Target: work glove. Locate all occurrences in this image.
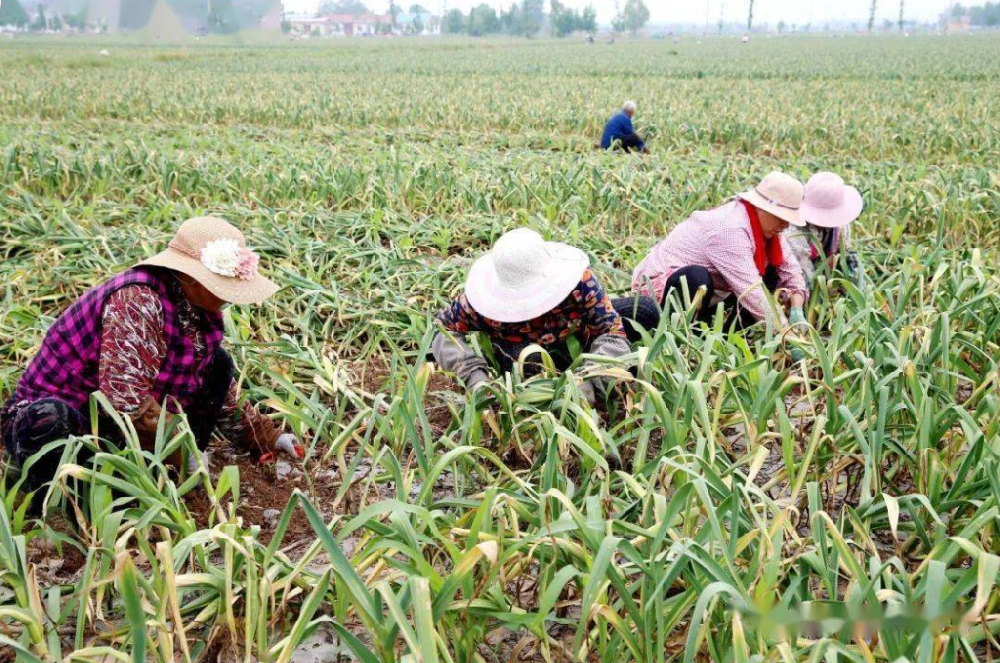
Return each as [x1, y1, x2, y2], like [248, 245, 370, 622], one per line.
[579, 379, 597, 407]
[466, 369, 490, 393]
[845, 254, 862, 287]
[788, 307, 808, 333]
[787, 307, 807, 364]
[260, 434, 305, 464]
[187, 450, 209, 475]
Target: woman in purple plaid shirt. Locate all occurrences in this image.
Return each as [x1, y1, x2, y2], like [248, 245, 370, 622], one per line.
[1, 217, 304, 503]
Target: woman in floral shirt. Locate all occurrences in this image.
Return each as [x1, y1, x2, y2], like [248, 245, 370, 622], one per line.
[1, 217, 303, 500]
[432, 228, 658, 404]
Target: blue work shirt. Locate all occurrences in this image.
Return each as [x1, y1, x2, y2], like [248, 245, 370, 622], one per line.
[600, 110, 644, 150]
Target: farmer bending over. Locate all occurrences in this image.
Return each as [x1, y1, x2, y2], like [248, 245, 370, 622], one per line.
[432, 228, 659, 405]
[600, 100, 648, 153]
[1, 217, 304, 495]
[787, 171, 864, 288]
[632, 171, 809, 343]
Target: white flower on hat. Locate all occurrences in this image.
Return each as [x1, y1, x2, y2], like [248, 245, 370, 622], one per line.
[200, 238, 242, 278]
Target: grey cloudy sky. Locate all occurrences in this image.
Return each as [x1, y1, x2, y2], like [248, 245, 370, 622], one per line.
[283, 0, 952, 25]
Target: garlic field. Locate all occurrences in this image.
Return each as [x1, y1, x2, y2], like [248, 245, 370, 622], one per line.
[1, 35, 1000, 662]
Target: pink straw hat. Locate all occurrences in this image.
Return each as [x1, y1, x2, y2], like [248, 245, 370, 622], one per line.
[464, 228, 589, 323]
[739, 171, 806, 227]
[800, 172, 864, 229]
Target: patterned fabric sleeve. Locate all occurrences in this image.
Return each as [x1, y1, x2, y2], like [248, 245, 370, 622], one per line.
[215, 382, 281, 455]
[436, 294, 490, 334]
[433, 294, 491, 387]
[579, 270, 627, 342]
[99, 287, 167, 415]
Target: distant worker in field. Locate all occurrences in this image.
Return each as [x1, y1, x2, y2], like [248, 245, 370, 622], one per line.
[600, 100, 648, 153]
[787, 171, 864, 287]
[432, 228, 658, 406]
[632, 171, 809, 343]
[1, 217, 304, 499]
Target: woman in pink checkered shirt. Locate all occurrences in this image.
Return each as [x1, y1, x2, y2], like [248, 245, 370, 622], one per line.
[632, 172, 810, 333]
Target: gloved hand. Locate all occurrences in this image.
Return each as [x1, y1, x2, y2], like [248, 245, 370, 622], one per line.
[845, 256, 862, 287]
[275, 433, 305, 459]
[466, 370, 490, 392]
[788, 307, 807, 332]
[789, 346, 805, 363]
[579, 380, 597, 407]
[186, 450, 209, 475]
[261, 434, 305, 464]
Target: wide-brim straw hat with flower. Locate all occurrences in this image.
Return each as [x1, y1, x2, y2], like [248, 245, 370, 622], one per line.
[739, 171, 807, 227]
[139, 216, 278, 305]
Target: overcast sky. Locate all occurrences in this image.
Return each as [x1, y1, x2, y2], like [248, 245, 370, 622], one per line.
[283, 0, 953, 25]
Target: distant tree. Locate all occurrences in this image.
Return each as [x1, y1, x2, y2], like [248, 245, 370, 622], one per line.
[388, 0, 400, 21]
[50, 13, 62, 30]
[617, 0, 650, 34]
[208, 0, 240, 33]
[319, 0, 370, 16]
[868, 0, 877, 31]
[777, 19, 786, 32]
[443, 7, 465, 33]
[499, 4, 520, 33]
[580, 4, 597, 33]
[746, 0, 754, 30]
[882, 17, 893, 30]
[0, 0, 29, 27]
[64, 9, 86, 29]
[468, 3, 499, 35]
[409, 4, 430, 12]
[519, 0, 544, 36]
[950, 3, 965, 19]
[31, 3, 47, 31]
[281, 18, 291, 32]
[550, 0, 581, 37]
[898, 0, 905, 30]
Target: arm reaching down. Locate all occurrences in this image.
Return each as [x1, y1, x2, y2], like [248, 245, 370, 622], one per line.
[432, 295, 491, 389]
[706, 226, 786, 328]
[579, 273, 630, 402]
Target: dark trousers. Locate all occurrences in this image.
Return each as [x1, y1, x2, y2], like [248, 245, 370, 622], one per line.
[611, 133, 644, 152]
[1, 347, 234, 495]
[662, 265, 779, 329]
[491, 296, 660, 377]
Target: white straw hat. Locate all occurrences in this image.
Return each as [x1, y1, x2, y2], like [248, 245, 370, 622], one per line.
[464, 228, 589, 323]
[139, 216, 278, 305]
[800, 171, 864, 229]
[739, 171, 806, 227]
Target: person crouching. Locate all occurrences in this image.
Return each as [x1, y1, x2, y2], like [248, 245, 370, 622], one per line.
[0, 217, 304, 499]
[432, 228, 657, 405]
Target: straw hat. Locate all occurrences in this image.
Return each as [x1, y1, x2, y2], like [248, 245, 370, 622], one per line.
[800, 171, 864, 229]
[140, 217, 278, 305]
[464, 228, 589, 323]
[739, 171, 806, 227]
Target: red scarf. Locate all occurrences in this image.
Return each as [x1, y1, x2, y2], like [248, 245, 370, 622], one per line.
[740, 199, 783, 276]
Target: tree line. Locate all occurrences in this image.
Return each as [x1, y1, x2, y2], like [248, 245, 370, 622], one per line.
[442, 0, 650, 37]
[950, 2, 1000, 25]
